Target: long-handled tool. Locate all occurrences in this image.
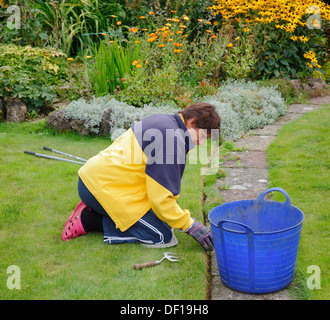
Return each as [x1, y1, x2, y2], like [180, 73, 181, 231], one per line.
[134, 252, 180, 270]
[43, 147, 87, 163]
[24, 147, 87, 165]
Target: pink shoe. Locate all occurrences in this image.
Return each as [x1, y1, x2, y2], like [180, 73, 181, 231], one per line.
[62, 201, 90, 241]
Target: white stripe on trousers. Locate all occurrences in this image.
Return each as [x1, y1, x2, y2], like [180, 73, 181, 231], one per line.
[103, 218, 165, 244]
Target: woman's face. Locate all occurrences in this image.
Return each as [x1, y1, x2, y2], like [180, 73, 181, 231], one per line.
[186, 118, 209, 146]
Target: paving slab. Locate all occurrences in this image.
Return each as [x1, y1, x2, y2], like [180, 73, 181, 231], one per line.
[308, 95, 330, 105]
[288, 104, 321, 114]
[218, 188, 268, 202]
[211, 270, 291, 300]
[233, 135, 276, 151]
[249, 124, 282, 136]
[216, 167, 268, 193]
[222, 151, 267, 169]
[275, 112, 304, 125]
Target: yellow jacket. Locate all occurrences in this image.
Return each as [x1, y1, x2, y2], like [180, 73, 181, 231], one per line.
[78, 113, 195, 232]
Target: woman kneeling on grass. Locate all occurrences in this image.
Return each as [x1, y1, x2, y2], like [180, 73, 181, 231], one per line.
[61, 103, 221, 251]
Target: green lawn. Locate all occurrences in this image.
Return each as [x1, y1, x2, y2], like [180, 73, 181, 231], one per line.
[0, 120, 208, 299]
[267, 105, 330, 300]
[3, 104, 328, 300]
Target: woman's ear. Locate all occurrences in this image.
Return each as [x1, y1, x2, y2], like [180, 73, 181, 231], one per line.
[186, 118, 197, 129]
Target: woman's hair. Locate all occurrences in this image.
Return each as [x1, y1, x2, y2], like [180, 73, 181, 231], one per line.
[178, 102, 221, 135]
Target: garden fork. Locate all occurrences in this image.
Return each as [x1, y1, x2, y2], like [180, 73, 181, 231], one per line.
[134, 252, 180, 269]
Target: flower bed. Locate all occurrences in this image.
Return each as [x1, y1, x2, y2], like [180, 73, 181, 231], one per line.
[1, 1, 329, 119]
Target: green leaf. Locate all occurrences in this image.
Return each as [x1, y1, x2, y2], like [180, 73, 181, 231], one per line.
[39, 33, 48, 40]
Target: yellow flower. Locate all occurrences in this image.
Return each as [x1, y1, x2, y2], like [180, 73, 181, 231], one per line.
[211, 35, 217, 39]
[148, 37, 157, 42]
[199, 61, 203, 67]
[136, 64, 142, 68]
[139, 16, 146, 19]
[182, 35, 188, 38]
[101, 33, 106, 36]
[67, 58, 73, 61]
[290, 35, 298, 41]
[173, 49, 183, 53]
[183, 15, 190, 21]
[275, 24, 285, 30]
[206, 30, 212, 34]
[149, 12, 154, 15]
[135, 41, 141, 44]
[174, 43, 183, 47]
[299, 36, 309, 43]
[117, 21, 122, 25]
[165, 74, 169, 77]
[177, 31, 183, 34]
[235, 36, 240, 40]
[158, 44, 165, 48]
[86, 56, 92, 59]
[165, 23, 171, 27]
[168, 38, 174, 42]
[130, 27, 138, 33]
[110, 41, 114, 44]
[227, 43, 233, 47]
[210, 0, 330, 38]
[111, 15, 116, 18]
[206, 21, 212, 25]
[197, 19, 203, 22]
[171, 10, 177, 13]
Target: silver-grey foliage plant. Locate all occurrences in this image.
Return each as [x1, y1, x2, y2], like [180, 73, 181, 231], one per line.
[64, 80, 287, 141]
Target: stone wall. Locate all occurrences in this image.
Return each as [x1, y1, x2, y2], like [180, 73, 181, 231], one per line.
[0, 97, 27, 122]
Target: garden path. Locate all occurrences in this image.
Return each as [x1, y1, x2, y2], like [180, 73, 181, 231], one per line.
[210, 95, 330, 300]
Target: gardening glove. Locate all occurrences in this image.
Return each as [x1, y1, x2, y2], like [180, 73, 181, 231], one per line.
[186, 218, 214, 251]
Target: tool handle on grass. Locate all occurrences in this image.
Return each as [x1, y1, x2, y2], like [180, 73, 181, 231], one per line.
[134, 261, 157, 270]
[24, 151, 36, 155]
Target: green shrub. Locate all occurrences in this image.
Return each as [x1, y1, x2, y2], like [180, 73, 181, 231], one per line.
[115, 65, 180, 108]
[222, 33, 257, 80]
[323, 61, 330, 83]
[258, 78, 299, 102]
[0, 44, 68, 112]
